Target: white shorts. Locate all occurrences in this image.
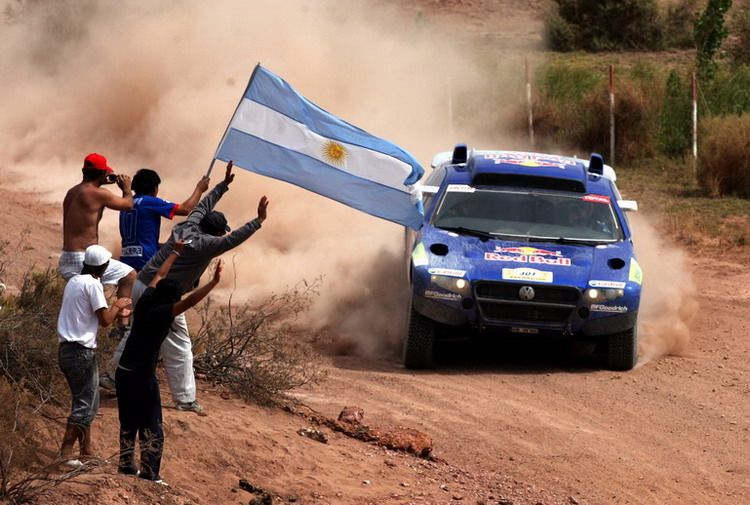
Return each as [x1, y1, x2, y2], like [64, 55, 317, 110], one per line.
[58, 251, 134, 285]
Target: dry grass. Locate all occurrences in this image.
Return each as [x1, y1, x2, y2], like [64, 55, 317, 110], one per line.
[193, 277, 327, 406]
[0, 268, 68, 408]
[697, 114, 750, 197]
[619, 156, 750, 257]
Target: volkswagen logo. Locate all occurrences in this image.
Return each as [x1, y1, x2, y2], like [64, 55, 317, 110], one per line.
[518, 286, 535, 301]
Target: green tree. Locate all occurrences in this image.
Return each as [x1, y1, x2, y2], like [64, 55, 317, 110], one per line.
[694, 0, 733, 80]
[659, 71, 691, 157]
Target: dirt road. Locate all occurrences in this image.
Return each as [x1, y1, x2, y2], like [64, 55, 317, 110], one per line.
[288, 254, 750, 505]
[10, 176, 747, 504]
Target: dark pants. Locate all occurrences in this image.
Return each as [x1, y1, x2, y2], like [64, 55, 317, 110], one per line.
[58, 342, 99, 427]
[115, 368, 164, 480]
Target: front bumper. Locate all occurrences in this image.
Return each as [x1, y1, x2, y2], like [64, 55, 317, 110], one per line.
[412, 280, 638, 336]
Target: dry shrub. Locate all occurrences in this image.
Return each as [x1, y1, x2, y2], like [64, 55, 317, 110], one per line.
[0, 381, 41, 501]
[664, 0, 701, 49]
[545, 0, 664, 52]
[193, 278, 327, 406]
[575, 79, 657, 163]
[697, 114, 750, 196]
[525, 63, 661, 162]
[0, 380, 106, 505]
[730, 0, 750, 65]
[0, 269, 67, 406]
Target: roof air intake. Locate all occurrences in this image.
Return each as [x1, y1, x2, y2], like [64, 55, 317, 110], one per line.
[588, 153, 604, 175]
[452, 143, 468, 164]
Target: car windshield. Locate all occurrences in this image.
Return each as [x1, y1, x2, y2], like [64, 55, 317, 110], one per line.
[433, 187, 622, 242]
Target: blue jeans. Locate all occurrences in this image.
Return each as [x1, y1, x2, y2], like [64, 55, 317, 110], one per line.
[58, 342, 100, 427]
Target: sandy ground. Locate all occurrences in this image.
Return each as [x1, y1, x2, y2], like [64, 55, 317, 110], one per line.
[3, 185, 750, 505]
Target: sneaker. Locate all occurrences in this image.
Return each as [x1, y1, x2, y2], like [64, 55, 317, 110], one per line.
[139, 473, 169, 486]
[174, 400, 204, 414]
[63, 459, 83, 469]
[99, 373, 116, 393]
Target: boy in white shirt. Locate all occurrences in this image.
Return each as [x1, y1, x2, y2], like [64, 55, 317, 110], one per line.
[57, 245, 131, 466]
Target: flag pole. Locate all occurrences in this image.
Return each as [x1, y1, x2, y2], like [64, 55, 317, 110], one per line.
[206, 159, 217, 177]
[207, 62, 262, 177]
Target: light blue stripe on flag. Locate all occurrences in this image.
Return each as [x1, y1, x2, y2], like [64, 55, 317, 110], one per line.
[215, 65, 425, 229]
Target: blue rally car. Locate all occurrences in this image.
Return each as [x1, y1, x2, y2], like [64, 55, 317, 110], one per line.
[404, 145, 643, 370]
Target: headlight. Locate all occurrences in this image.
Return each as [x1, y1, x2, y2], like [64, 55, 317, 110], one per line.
[431, 275, 470, 294]
[584, 288, 624, 303]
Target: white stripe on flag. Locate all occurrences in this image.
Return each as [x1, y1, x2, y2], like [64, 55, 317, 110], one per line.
[229, 99, 413, 193]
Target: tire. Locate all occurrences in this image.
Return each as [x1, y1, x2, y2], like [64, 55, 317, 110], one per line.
[606, 326, 637, 371]
[403, 306, 435, 369]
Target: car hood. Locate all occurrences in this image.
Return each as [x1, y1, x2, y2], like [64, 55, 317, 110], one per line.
[421, 227, 632, 288]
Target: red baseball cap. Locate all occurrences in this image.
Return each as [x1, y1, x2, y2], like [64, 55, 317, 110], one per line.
[83, 153, 114, 173]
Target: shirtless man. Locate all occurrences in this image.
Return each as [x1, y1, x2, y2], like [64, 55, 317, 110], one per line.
[59, 153, 137, 311]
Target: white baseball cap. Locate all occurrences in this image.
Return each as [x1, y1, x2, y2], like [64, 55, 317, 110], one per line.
[84, 245, 112, 267]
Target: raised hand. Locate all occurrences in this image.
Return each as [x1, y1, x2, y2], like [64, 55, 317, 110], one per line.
[212, 259, 223, 284]
[224, 161, 235, 185]
[116, 174, 132, 191]
[196, 176, 210, 193]
[257, 195, 269, 223]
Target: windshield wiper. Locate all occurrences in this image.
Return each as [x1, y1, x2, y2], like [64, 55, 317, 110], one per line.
[438, 226, 496, 241]
[527, 236, 603, 246]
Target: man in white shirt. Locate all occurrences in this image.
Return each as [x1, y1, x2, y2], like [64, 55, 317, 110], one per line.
[57, 245, 131, 466]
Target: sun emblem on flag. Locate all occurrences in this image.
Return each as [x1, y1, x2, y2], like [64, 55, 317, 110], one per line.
[322, 140, 348, 166]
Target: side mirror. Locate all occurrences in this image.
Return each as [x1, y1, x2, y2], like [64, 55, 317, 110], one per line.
[618, 200, 638, 212]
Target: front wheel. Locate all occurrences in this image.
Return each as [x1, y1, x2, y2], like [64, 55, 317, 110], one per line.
[606, 326, 638, 371]
[403, 306, 435, 369]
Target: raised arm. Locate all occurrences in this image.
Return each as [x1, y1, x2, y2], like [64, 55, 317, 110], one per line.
[174, 176, 210, 216]
[172, 260, 223, 316]
[99, 174, 133, 211]
[204, 195, 269, 256]
[149, 241, 185, 287]
[186, 161, 234, 225]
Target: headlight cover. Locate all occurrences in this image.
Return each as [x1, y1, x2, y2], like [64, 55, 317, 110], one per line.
[430, 275, 470, 295]
[584, 287, 624, 303]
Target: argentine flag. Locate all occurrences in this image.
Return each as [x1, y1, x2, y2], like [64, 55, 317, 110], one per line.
[214, 65, 425, 229]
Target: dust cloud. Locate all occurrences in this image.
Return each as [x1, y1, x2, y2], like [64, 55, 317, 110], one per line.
[0, 0, 534, 357]
[630, 214, 697, 365]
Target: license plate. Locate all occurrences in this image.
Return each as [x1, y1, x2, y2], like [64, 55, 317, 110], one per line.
[510, 327, 539, 334]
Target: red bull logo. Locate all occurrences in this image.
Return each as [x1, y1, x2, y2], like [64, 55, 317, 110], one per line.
[485, 251, 571, 267]
[495, 246, 562, 257]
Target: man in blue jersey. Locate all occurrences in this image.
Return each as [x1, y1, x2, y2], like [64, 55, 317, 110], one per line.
[101, 170, 209, 392]
[119, 169, 210, 272]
